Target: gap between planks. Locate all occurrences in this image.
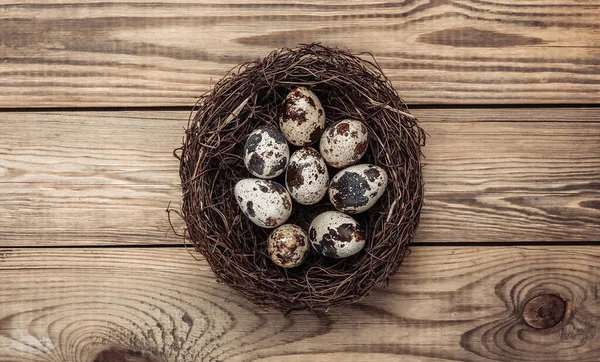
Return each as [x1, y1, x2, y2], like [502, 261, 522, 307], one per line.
[3, 241, 600, 249]
[0, 103, 599, 114]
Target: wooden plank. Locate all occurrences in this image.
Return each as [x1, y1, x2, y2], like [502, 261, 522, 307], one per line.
[0, 1, 598, 107]
[1, 109, 598, 188]
[2, 184, 597, 246]
[0, 109, 598, 246]
[0, 246, 598, 361]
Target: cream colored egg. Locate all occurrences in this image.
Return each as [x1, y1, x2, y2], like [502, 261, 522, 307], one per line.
[244, 126, 289, 179]
[285, 147, 329, 205]
[308, 211, 365, 258]
[234, 179, 292, 228]
[279, 87, 325, 146]
[319, 119, 369, 168]
[329, 164, 388, 214]
[267, 224, 310, 268]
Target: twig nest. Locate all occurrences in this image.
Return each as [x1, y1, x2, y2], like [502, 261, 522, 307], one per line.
[175, 43, 426, 312]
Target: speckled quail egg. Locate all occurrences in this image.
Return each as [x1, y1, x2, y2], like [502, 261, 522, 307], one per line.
[244, 126, 289, 179]
[319, 119, 369, 168]
[329, 164, 388, 214]
[279, 87, 325, 146]
[267, 224, 310, 268]
[286, 147, 329, 205]
[309, 211, 366, 258]
[234, 179, 292, 228]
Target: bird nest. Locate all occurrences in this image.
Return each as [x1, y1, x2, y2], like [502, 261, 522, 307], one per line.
[172, 43, 426, 312]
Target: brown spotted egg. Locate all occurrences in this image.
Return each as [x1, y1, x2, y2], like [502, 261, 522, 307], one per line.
[285, 147, 329, 205]
[279, 87, 325, 146]
[329, 164, 388, 214]
[243, 126, 289, 179]
[309, 211, 366, 258]
[319, 119, 369, 168]
[267, 224, 310, 268]
[234, 179, 292, 228]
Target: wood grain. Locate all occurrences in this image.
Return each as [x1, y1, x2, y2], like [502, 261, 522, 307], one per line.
[2, 108, 599, 189]
[0, 1, 598, 107]
[0, 109, 598, 246]
[0, 246, 598, 361]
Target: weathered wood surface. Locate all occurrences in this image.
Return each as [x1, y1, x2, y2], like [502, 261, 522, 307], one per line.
[1, 2, 599, 359]
[1, 1, 599, 107]
[0, 246, 598, 362]
[1, 109, 598, 246]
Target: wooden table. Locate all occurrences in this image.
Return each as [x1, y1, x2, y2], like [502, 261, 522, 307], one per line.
[1, 2, 599, 361]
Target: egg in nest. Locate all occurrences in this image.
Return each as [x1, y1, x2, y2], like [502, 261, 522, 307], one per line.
[279, 87, 325, 146]
[244, 126, 289, 179]
[320, 119, 369, 168]
[309, 211, 366, 258]
[234, 179, 292, 228]
[329, 164, 388, 214]
[285, 147, 329, 205]
[267, 224, 310, 268]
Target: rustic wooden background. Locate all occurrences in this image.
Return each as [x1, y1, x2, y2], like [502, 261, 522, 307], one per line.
[1, 1, 599, 361]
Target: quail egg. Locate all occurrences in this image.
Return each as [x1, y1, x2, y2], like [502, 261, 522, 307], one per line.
[267, 224, 310, 268]
[319, 119, 369, 168]
[244, 126, 289, 179]
[309, 211, 366, 258]
[329, 164, 388, 214]
[285, 147, 329, 205]
[279, 87, 325, 146]
[234, 178, 292, 228]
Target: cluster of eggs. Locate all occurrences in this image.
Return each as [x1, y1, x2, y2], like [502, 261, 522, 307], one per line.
[234, 87, 388, 269]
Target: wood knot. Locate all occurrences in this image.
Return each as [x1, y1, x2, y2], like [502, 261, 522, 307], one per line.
[93, 346, 162, 362]
[522, 294, 567, 329]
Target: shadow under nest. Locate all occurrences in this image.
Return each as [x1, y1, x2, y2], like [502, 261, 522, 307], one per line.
[172, 43, 426, 313]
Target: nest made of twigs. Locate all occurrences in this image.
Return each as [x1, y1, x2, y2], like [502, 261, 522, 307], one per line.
[173, 43, 425, 312]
